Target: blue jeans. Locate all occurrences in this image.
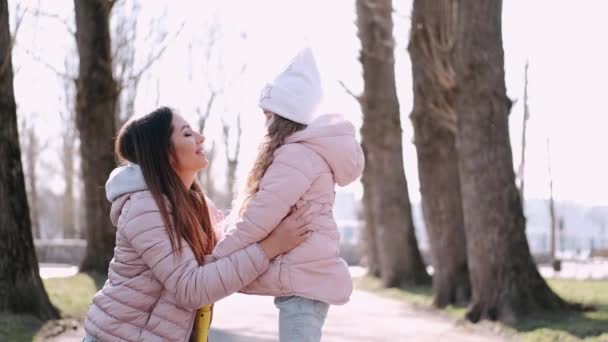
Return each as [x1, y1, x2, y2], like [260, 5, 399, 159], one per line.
[274, 296, 330, 342]
[82, 334, 96, 342]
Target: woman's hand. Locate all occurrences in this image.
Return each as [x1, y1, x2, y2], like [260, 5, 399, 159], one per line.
[259, 204, 313, 259]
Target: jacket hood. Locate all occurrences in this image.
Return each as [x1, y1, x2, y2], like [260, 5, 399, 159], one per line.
[285, 114, 364, 186]
[105, 164, 148, 226]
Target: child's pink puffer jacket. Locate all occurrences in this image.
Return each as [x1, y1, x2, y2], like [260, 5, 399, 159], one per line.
[213, 114, 365, 305]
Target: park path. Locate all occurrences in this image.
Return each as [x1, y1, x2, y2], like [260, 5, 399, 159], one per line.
[41, 265, 508, 341]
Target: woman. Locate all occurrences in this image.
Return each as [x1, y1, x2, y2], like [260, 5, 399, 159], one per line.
[83, 107, 311, 342]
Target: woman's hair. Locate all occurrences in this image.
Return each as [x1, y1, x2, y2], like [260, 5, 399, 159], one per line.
[238, 114, 306, 214]
[115, 107, 216, 264]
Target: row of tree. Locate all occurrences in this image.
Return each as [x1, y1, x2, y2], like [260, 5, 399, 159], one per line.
[0, 0, 243, 319]
[14, 0, 243, 242]
[0, 0, 580, 325]
[355, 0, 575, 322]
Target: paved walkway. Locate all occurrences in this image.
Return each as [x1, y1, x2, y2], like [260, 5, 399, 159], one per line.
[41, 265, 507, 341]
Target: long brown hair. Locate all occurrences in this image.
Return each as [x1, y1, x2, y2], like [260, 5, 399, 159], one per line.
[115, 107, 216, 264]
[238, 114, 306, 214]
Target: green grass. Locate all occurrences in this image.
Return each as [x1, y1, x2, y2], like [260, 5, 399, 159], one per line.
[354, 276, 608, 341]
[517, 279, 608, 341]
[0, 314, 42, 342]
[0, 273, 104, 342]
[43, 273, 104, 318]
[353, 276, 467, 318]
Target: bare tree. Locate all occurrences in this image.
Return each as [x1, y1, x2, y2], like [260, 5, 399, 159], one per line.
[111, 1, 173, 128]
[518, 61, 530, 204]
[452, 0, 572, 322]
[408, 0, 470, 307]
[339, 81, 380, 277]
[0, 0, 59, 319]
[196, 101, 218, 201]
[59, 55, 78, 239]
[19, 118, 41, 238]
[355, 0, 430, 287]
[189, 19, 247, 208]
[222, 114, 242, 207]
[360, 168, 381, 277]
[74, 0, 118, 274]
[547, 138, 559, 269]
[112, 0, 140, 128]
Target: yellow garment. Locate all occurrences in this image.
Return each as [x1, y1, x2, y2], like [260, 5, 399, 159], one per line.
[193, 305, 212, 342]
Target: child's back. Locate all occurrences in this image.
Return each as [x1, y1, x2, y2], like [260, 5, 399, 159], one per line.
[212, 47, 364, 341]
[232, 113, 364, 304]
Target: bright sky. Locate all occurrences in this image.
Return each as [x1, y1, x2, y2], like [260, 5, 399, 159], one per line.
[9, 0, 608, 206]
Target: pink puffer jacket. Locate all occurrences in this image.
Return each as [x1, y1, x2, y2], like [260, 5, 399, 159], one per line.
[213, 114, 365, 305]
[83, 190, 270, 342]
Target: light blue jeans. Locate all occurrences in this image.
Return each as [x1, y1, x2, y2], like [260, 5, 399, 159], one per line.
[82, 334, 96, 342]
[274, 296, 330, 342]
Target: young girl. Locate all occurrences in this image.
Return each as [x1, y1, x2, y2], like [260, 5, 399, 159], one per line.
[212, 48, 365, 341]
[83, 108, 311, 342]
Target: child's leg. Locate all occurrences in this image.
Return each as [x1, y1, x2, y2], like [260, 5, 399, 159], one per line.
[274, 296, 329, 342]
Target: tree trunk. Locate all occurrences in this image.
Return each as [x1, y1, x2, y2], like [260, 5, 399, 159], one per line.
[453, 0, 570, 322]
[74, 0, 118, 273]
[408, 0, 471, 307]
[25, 125, 40, 238]
[360, 166, 380, 277]
[62, 128, 76, 238]
[0, 0, 59, 319]
[518, 62, 530, 204]
[356, 0, 430, 287]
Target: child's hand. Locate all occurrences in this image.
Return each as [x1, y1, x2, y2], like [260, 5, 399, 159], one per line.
[259, 204, 313, 259]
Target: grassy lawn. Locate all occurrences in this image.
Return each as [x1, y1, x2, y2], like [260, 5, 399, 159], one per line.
[354, 276, 608, 341]
[43, 273, 104, 318]
[0, 273, 103, 342]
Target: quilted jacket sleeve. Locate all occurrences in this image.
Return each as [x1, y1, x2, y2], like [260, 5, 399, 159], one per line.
[212, 144, 316, 259]
[121, 195, 270, 310]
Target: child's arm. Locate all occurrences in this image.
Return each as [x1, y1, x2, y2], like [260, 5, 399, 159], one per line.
[212, 144, 315, 259]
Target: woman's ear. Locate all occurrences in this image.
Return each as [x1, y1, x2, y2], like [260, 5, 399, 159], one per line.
[168, 150, 177, 169]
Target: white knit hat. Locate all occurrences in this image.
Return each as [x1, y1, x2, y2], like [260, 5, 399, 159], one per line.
[258, 48, 323, 125]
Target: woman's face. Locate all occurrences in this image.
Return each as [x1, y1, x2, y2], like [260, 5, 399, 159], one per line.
[170, 113, 208, 174]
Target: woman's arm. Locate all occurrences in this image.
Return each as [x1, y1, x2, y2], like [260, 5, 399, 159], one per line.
[122, 197, 309, 310]
[212, 144, 316, 259]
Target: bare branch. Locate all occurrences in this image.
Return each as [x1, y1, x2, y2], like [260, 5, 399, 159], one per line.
[117, 21, 185, 94]
[339, 80, 362, 103]
[1, 3, 27, 75]
[16, 43, 76, 81]
[234, 114, 242, 162]
[221, 114, 242, 163]
[26, 8, 76, 38]
[11, 3, 28, 47]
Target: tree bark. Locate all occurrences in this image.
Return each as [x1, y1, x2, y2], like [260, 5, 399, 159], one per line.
[360, 166, 380, 277]
[408, 0, 471, 307]
[74, 0, 118, 273]
[453, 0, 570, 322]
[62, 123, 76, 238]
[518, 62, 530, 204]
[0, 0, 59, 319]
[356, 0, 430, 287]
[24, 124, 40, 238]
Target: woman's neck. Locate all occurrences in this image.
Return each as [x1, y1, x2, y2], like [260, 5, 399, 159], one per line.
[177, 171, 196, 189]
